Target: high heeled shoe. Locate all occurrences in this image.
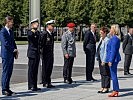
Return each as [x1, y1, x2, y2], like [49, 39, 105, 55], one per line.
[108, 91, 119, 97]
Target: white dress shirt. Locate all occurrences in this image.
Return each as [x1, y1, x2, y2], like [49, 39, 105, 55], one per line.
[46, 29, 52, 35]
[5, 26, 10, 35]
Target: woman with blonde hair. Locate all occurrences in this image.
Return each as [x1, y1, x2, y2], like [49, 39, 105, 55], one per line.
[106, 24, 121, 97]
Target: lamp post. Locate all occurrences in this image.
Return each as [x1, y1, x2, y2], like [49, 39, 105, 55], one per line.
[29, 0, 41, 83]
[29, 0, 40, 29]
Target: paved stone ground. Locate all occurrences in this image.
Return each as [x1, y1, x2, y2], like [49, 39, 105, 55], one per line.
[0, 42, 132, 68]
[0, 42, 133, 100]
[0, 70, 133, 100]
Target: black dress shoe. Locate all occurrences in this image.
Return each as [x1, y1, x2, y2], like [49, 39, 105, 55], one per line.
[91, 78, 97, 81]
[124, 72, 133, 75]
[64, 79, 67, 83]
[47, 84, 55, 88]
[2, 90, 12, 96]
[124, 72, 129, 75]
[43, 84, 46, 87]
[8, 90, 16, 95]
[67, 80, 73, 84]
[29, 88, 41, 91]
[87, 78, 97, 82]
[97, 90, 103, 93]
[32, 88, 41, 91]
[128, 72, 133, 75]
[67, 78, 73, 84]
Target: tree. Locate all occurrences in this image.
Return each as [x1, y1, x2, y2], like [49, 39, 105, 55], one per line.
[67, 0, 90, 25]
[116, 0, 133, 27]
[0, 0, 132, 28]
[0, 0, 22, 27]
[90, 0, 117, 27]
[21, 0, 29, 26]
[41, 0, 68, 26]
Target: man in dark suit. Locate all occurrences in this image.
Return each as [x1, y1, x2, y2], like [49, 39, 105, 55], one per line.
[83, 23, 97, 81]
[27, 18, 41, 91]
[41, 20, 55, 88]
[122, 28, 133, 75]
[0, 16, 18, 96]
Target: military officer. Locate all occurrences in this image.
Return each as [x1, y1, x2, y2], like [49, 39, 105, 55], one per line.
[61, 22, 76, 84]
[27, 18, 41, 91]
[41, 20, 55, 88]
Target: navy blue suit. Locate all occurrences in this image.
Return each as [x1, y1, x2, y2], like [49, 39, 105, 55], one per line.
[106, 35, 121, 91]
[0, 27, 17, 91]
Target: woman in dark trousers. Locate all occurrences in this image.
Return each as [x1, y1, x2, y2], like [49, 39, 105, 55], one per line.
[96, 27, 110, 93]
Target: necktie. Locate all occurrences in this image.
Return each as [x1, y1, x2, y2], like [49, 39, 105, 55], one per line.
[9, 29, 12, 35]
[93, 34, 96, 41]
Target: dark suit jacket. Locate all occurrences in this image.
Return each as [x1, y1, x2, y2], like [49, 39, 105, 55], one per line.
[122, 34, 133, 55]
[0, 27, 17, 58]
[106, 35, 121, 63]
[83, 30, 96, 54]
[27, 29, 41, 58]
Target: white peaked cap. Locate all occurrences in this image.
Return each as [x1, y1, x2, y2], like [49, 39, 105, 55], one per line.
[46, 20, 55, 25]
[30, 18, 39, 24]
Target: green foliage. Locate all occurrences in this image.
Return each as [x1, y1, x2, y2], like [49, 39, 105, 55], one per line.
[90, 0, 117, 26]
[21, 0, 29, 26]
[0, 0, 132, 27]
[0, 0, 22, 27]
[116, 0, 133, 26]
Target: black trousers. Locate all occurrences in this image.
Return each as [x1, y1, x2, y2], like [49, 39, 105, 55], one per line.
[63, 57, 74, 81]
[28, 56, 40, 89]
[86, 51, 95, 80]
[98, 60, 110, 88]
[124, 54, 132, 73]
[42, 53, 54, 84]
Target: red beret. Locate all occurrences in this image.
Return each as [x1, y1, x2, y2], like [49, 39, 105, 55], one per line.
[67, 23, 75, 28]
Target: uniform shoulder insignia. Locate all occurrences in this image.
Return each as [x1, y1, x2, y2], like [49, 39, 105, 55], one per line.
[31, 29, 35, 33]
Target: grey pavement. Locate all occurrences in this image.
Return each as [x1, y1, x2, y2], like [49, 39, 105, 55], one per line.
[0, 42, 133, 99]
[0, 70, 133, 100]
[0, 42, 132, 68]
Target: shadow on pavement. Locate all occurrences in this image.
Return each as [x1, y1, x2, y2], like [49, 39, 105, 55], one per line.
[119, 88, 133, 97]
[0, 83, 82, 99]
[75, 79, 101, 84]
[0, 91, 37, 100]
[118, 75, 133, 79]
[54, 83, 82, 89]
[120, 88, 133, 92]
[119, 92, 133, 97]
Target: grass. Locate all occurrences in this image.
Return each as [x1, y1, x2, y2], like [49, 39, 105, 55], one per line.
[16, 41, 28, 45]
[15, 40, 84, 45]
